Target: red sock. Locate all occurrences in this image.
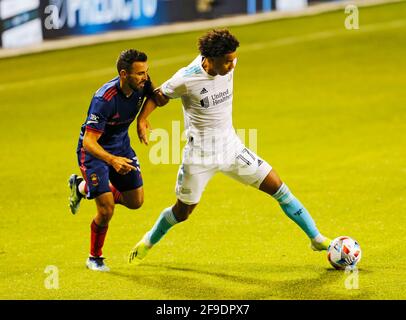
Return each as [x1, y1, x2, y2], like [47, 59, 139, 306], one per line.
[109, 183, 122, 204]
[90, 220, 108, 257]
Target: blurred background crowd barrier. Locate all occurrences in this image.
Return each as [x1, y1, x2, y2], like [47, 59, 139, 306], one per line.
[0, 0, 331, 49]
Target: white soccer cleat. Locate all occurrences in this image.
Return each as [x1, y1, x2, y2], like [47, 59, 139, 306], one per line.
[86, 257, 110, 272]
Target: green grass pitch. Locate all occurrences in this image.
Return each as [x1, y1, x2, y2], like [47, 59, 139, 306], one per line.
[0, 2, 405, 300]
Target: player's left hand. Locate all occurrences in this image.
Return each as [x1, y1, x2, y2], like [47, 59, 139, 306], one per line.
[137, 118, 152, 145]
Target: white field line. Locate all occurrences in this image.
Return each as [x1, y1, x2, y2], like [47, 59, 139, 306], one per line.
[0, 18, 405, 92]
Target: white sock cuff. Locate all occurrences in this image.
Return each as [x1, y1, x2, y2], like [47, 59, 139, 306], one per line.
[272, 183, 295, 205]
[144, 232, 153, 248]
[163, 207, 178, 226]
[78, 180, 87, 195]
[312, 234, 325, 243]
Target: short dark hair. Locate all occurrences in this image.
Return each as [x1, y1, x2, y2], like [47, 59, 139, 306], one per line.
[116, 49, 147, 74]
[198, 29, 240, 58]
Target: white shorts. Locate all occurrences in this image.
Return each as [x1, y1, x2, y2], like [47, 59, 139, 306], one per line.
[175, 138, 272, 205]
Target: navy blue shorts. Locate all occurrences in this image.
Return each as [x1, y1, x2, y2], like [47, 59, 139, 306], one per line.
[77, 147, 143, 199]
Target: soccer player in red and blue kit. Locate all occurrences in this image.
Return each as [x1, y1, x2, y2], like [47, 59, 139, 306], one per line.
[68, 49, 167, 272]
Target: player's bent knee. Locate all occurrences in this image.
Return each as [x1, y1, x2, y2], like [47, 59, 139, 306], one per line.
[97, 202, 115, 218]
[98, 208, 114, 219]
[122, 188, 144, 210]
[174, 212, 189, 222]
[172, 201, 197, 222]
[126, 198, 144, 210]
[172, 207, 188, 222]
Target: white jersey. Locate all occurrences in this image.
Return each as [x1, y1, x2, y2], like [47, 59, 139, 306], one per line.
[160, 56, 272, 204]
[161, 55, 238, 151]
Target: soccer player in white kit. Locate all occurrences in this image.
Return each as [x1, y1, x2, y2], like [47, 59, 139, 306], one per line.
[129, 29, 332, 264]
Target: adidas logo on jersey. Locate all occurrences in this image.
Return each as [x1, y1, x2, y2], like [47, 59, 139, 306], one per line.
[200, 88, 208, 95]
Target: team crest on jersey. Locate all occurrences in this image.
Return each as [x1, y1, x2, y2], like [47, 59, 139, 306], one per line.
[90, 173, 99, 186]
[200, 97, 210, 108]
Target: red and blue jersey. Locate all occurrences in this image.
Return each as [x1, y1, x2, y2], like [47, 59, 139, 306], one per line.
[77, 76, 153, 154]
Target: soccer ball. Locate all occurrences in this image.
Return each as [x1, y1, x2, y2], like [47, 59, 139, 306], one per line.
[327, 236, 362, 270]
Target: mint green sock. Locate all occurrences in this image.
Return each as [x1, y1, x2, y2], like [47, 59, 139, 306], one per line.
[272, 183, 320, 239]
[148, 207, 179, 245]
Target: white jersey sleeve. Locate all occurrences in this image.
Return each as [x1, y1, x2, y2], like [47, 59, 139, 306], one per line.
[160, 69, 187, 99]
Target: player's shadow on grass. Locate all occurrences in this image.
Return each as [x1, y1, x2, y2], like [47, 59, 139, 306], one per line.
[109, 263, 371, 299]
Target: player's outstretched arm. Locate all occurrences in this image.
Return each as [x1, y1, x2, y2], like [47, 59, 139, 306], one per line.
[137, 88, 169, 145]
[137, 98, 155, 145]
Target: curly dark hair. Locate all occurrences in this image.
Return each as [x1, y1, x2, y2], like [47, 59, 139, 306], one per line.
[198, 29, 240, 58]
[116, 49, 147, 74]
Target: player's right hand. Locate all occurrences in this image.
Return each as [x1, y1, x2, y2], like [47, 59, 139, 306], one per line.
[137, 118, 152, 145]
[111, 157, 137, 175]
